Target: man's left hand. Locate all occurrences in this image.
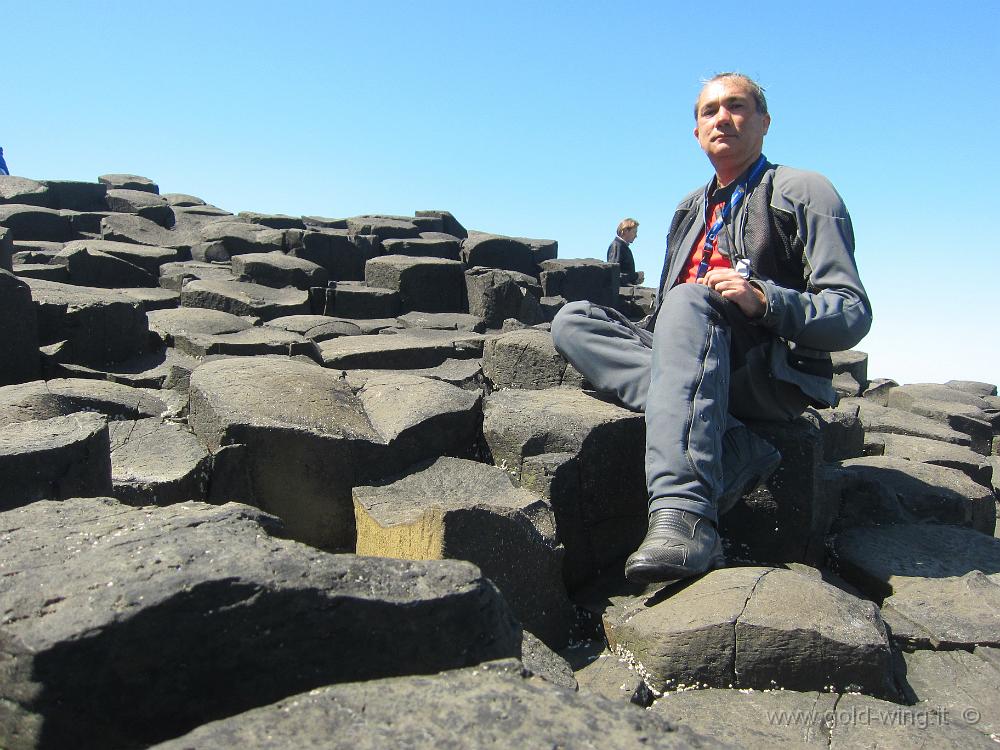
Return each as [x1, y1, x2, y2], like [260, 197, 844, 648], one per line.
[698, 268, 766, 318]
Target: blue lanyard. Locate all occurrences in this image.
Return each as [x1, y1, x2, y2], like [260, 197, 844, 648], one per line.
[696, 154, 767, 280]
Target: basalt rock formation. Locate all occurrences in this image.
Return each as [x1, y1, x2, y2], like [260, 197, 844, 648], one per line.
[1, 173, 998, 748]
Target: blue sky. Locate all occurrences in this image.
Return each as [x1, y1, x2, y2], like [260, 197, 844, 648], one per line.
[5, 1, 998, 387]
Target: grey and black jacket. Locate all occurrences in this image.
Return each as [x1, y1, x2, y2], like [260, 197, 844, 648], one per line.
[651, 159, 872, 407]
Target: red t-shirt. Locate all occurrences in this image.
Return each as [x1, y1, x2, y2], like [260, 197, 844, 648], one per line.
[678, 198, 730, 284]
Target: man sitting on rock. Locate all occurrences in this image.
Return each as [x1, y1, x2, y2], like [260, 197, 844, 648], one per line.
[553, 73, 872, 584]
[607, 218, 641, 286]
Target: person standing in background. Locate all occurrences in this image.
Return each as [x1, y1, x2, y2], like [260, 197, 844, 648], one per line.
[0, 147, 9, 176]
[607, 218, 640, 285]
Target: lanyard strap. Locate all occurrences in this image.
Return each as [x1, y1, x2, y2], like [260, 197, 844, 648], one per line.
[695, 154, 768, 280]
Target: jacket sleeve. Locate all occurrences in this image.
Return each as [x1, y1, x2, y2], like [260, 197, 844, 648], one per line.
[607, 240, 621, 265]
[751, 169, 872, 351]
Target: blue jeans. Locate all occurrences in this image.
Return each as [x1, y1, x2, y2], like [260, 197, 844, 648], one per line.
[551, 283, 808, 524]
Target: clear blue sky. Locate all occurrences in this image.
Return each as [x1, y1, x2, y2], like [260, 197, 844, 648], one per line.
[5, 1, 998, 387]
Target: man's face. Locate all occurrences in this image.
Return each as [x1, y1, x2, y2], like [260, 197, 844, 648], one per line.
[622, 226, 638, 243]
[693, 79, 771, 168]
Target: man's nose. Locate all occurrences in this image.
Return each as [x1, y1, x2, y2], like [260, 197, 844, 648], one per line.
[715, 106, 733, 124]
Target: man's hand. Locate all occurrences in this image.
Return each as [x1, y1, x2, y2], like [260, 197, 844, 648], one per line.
[698, 268, 766, 318]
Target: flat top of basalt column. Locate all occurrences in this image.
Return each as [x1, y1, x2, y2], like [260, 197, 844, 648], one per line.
[147, 307, 252, 340]
[0, 378, 167, 426]
[0, 497, 506, 649]
[189, 357, 378, 440]
[23, 277, 144, 305]
[318, 329, 486, 362]
[345, 370, 480, 443]
[183, 278, 309, 305]
[355, 456, 542, 525]
[61, 238, 178, 260]
[151, 659, 717, 750]
[109, 418, 209, 483]
[0, 411, 107, 455]
[833, 523, 1000, 584]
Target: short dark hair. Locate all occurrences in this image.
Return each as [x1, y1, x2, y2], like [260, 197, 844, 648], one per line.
[694, 73, 768, 118]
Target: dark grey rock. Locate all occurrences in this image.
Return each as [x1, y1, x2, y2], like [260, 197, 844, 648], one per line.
[0, 498, 521, 750]
[161, 192, 206, 207]
[901, 646, 1000, 739]
[0, 269, 40, 386]
[231, 251, 329, 290]
[832, 349, 869, 392]
[832, 523, 1000, 648]
[0, 203, 74, 242]
[346, 215, 421, 240]
[465, 266, 545, 328]
[105, 188, 173, 227]
[484, 389, 647, 589]
[0, 412, 111, 510]
[538, 258, 619, 307]
[814, 402, 865, 461]
[415, 209, 467, 238]
[109, 418, 210, 505]
[237, 211, 306, 230]
[151, 659, 718, 750]
[189, 359, 481, 549]
[287, 229, 375, 280]
[41, 179, 108, 211]
[319, 329, 485, 370]
[834, 456, 995, 533]
[870, 383, 998, 455]
[830, 693, 994, 748]
[302, 215, 348, 229]
[100, 213, 196, 251]
[0, 377, 168, 427]
[946, 380, 998, 397]
[173, 327, 320, 359]
[25, 278, 150, 366]
[573, 642, 653, 706]
[846, 397, 973, 447]
[53, 348, 199, 391]
[198, 220, 287, 258]
[11, 261, 69, 282]
[147, 307, 252, 346]
[365, 254, 465, 313]
[652, 688, 836, 748]
[354, 358, 485, 391]
[483, 328, 584, 389]
[0, 226, 13, 270]
[603, 566, 895, 698]
[119, 287, 179, 312]
[158, 260, 234, 291]
[521, 631, 577, 690]
[327, 282, 401, 318]
[865, 431, 993, 487]
[354, 456, 575, 648]
[181, 278, 310, 321]
[265, 314, 362, 341]
[99, 174, 159, 193]
[396, 311, 485, 332]
[53, 242, 157, 288]
[461, 231, 537, 276]
[0, 175, 53, 207]
[65, 238, 179, 276]
[381, 236, 461, 260]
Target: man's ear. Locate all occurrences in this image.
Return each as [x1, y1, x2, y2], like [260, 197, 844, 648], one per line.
[762, 114, 771, 135]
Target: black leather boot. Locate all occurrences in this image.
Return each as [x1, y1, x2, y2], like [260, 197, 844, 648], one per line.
[624, 509, 725, 584]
